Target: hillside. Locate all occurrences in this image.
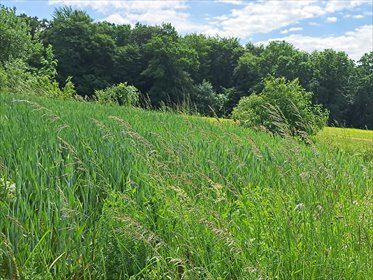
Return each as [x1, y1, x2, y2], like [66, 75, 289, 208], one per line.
[0, 94, 372, 279]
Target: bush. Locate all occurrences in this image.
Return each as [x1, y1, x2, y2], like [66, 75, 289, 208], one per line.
[191, 80, 228, 116]
[232, 76, 328, 137]
[1, 59, 75, 100]
[0, 67, 7, 92]
[95, 82, 140, 106]
[61, 76, 76, 100]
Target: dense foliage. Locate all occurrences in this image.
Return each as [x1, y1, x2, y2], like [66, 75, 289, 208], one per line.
[232, 77, 329, 137]
[0, 94, 371, 279]
[0, 7, 32, 64]
[0, 4, 372, 128]
[95, 82, 140, 106]
[0, 6, 76, 99]
[1, 4, 372, 279]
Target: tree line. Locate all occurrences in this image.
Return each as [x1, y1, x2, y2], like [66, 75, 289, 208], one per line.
[1, 6, 372, 129]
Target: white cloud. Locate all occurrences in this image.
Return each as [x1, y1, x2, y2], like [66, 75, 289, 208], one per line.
[344, 13, 367, 19]
[49, 1, 187, 13]
[48, 0, 372, 39]
[104, 14, 131, 25]
[206, 0, 366, 38]
[49, 0, 203, 33]
[281, 27, 303, 34]
[309, 22, 321, 26]
[324, 0, 362, 13]
[256, 25, 373, 61]
[103, 12, 204, 33]
[352, 14, 364, 19]
[327, 16, 338, 23]
[215, 0, 244, 5]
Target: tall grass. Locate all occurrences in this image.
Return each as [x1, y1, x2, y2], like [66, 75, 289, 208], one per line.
[0, 94, 372, 279]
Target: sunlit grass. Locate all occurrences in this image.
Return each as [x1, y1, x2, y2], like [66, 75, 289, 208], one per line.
[0, 94, 372, 279]
[315, 127, 373, 157]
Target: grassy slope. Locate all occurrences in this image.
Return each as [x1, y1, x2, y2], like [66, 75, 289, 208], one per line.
[0, 94, 372, 279]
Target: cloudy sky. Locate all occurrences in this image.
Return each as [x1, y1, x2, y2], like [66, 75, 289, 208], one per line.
[2, 0, 372, 60]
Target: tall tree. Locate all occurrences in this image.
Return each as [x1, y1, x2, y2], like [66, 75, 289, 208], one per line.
[207, 37, 244, 90]
[141, 24, 198, 106]
[182, 34, 210, 85]
[233, 52, 261, 94]
[309, 49, 355, 125]
[42, 7, 115, 95]
[18, 13, 49, 40]
[113, 23, 166, 95]
[0, 6, 32, 65]
[349, 52, 373, 129]
[259, 41, 312, 90]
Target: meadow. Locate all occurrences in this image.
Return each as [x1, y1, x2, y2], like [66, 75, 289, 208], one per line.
[315, 127, 373, 159]
[0, 94, 372, 279]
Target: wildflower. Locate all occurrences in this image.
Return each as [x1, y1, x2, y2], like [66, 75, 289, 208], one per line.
[294, 203, 305, 211]
[0, 177, 16, 202]
[314, 204, 324, 220]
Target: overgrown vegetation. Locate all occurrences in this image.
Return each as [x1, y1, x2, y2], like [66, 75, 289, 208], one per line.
[232, 77, 329, 138]
[0, 59, 76, 100]
[0, 94, 372, 279]
[1, 5, 372, 128]
[0, 7, 76, 100]
[0, 4, 372, 279]
[95, 82, 140, 106]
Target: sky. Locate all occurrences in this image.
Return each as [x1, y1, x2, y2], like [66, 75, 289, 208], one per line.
[1, 0, 372, 60]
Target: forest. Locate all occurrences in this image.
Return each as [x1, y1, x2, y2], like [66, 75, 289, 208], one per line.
[1, 5, 372, 128]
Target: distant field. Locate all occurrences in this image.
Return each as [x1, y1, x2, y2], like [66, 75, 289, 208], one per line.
[0, 94, 372, 279]
[201, 117, 373, 157]
[315, 127, 373, 157]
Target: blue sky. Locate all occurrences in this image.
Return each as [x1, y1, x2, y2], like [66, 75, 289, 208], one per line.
[1, 0, 372, 60]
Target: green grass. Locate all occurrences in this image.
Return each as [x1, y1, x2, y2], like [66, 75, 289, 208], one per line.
[0, 94, 372, 279]
[315, 127, 373, 158]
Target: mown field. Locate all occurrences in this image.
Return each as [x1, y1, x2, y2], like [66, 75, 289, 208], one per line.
[315, 127, 373, 159]
[0, 94, 372, 279]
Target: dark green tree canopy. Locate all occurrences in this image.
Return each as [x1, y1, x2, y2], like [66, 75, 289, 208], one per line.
[309, 49, 356, 125]
[349, 52, 373, 128]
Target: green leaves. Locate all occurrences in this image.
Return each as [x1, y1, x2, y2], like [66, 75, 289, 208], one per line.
[0, 6, 33, 65]
[1, 5, 371, 127]
[95, 82, 140, 107]
[309, 49, 356, 125]
[232, 77, 329, 138]
[141, 28, 197, 106]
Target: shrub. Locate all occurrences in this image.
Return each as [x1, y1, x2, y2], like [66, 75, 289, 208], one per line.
[1, 59, 75, 100]
[232, 76, 328, 137]
[61, 77, 76, 100]
[191, 80, 228, 116]
[0, 67, 7, 92]
[95, 82, 140, 106]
